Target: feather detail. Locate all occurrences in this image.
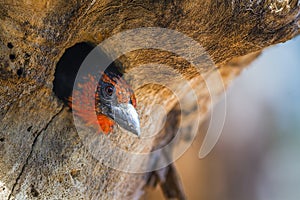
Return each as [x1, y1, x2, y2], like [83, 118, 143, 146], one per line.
[69, 74, 114, 134]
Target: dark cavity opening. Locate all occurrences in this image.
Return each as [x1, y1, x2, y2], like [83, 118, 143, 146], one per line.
[17, 68, 23, 77]
[7, 42, 14, 49]
[53, 42, 123, 104]
[30, 185, 39, 197]
[27, 126, 32, 132]
[9, 54, 16, 61]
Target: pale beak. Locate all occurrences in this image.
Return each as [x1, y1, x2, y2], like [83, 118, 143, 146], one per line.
[110, 103, 141, 137]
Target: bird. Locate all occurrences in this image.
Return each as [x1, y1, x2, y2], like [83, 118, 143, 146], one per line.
[69, 69, 140, 137]
[52, 42, 140, 136]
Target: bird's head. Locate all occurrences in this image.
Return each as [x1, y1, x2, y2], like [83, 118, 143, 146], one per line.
[70, 70, 140, 137]
[95, 71, 140, 136]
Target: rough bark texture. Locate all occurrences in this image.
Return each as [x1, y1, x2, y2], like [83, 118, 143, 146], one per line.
[0, 0, 299, 199]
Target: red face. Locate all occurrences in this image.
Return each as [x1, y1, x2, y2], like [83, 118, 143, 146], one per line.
[99, 73, 137, 107]
[70, 71, 139, 136]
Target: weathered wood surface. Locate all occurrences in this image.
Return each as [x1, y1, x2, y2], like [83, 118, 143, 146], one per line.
[0, 0, 299, 199]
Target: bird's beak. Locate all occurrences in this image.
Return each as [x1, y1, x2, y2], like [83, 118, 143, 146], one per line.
[110, 103, 141, 137]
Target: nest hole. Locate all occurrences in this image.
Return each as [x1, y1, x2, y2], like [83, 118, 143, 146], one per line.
[53, 42, 95, 102]
[53, 42, 123, 103]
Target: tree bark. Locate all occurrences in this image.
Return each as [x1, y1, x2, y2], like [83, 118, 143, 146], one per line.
[0, 0, 299, 199]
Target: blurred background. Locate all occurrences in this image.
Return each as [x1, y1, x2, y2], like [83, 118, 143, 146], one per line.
[145, 36, 300, 200]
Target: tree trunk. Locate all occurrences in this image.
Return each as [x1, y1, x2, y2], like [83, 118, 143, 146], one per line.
[0, 0, 299, 199]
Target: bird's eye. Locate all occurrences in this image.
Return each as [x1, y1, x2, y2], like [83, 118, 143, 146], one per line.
[105, 86, 114, 96]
